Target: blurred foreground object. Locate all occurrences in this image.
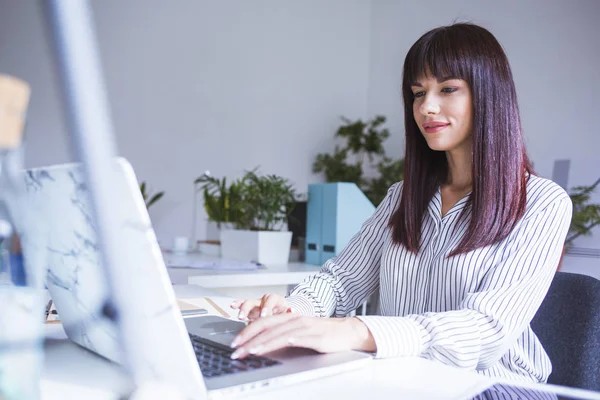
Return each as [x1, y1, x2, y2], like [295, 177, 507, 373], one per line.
[0, 74, 30, 149]
[0, 73, 45, 400]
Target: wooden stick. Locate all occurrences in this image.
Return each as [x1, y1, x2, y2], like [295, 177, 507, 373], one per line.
[204, 297, 230, 318]
[0, 74, 31, 148]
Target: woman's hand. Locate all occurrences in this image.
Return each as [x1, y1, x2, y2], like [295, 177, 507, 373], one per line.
[230, 294, 291, 321]
[229, 313, 376, 360]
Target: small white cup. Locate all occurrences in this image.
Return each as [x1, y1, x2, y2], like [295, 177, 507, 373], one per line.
[173, 236, 189, 254]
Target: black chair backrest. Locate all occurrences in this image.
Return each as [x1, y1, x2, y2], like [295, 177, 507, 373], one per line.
[530, 271, 600, 391]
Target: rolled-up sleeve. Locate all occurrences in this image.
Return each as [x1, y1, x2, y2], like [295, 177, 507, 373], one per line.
[356, 195, 572, 365]
[287, 183, 401, 317]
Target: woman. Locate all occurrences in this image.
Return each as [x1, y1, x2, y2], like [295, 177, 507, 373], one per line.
[229, 23, 572, 383]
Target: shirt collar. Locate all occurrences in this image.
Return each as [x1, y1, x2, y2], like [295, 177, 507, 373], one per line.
[428, 187, 472, 222]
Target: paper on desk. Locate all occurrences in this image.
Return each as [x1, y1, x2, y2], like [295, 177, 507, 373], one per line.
[178, 297, 234, 319]
[45, 298, 233, 326]
[166, 259, 260, 271]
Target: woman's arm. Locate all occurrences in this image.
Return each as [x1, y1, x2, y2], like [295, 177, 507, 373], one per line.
[356, 195, 572, 367]
[286, 183, 402, 318]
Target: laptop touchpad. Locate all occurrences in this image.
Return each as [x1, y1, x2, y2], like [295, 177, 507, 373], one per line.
[185, 316, 246, 344]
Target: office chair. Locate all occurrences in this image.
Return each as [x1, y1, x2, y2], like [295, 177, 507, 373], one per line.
[530, 271, 600, 391]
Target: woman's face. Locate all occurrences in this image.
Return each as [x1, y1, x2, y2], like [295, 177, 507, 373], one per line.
[411, 75, 473, 153]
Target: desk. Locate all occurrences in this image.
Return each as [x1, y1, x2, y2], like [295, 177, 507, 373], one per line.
[165, 252, 321, 299]
[40, 285, 600, 400]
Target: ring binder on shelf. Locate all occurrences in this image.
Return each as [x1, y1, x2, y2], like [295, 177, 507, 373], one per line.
[305, 183, 375, 265]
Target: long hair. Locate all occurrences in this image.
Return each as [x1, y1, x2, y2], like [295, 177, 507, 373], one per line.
[389, 23, 533, 256]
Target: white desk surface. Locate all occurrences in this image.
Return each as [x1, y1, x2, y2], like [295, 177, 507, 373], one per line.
[164, 252, 321, 288]
[40, 285, 600, 400]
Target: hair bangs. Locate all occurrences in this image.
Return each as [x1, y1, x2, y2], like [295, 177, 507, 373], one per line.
[403, 27, 474, 90]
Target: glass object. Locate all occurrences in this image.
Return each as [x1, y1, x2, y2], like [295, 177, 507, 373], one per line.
[0, 286, 44, 400]
[0, 218, 11, 284]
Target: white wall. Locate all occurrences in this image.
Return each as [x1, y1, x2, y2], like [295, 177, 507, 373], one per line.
[0, 0, 71, 165]
[561, 255, 600, 280]
[366, 0, 600, 181]
[0, 0, 371, 245]
[1, 1, 599, 258]
[365, 0, 600, 275]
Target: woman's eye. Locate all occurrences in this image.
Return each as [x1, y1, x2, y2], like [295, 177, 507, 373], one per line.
[413, 91, 425, 98]
[442, 87, 458, 94]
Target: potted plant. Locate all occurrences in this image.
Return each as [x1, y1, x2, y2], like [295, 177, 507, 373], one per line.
[196, 169, 297, 264]
[560, 178, 600, 268]
[193, 172, 246, 256]
[139, 181, 164, 209]
[566, 177, 600, 246]
[313, 115, 404, 206]
[194, 172, 247, 229]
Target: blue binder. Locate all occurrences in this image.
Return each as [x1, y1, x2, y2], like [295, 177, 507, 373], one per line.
[305, 183, 376, 265]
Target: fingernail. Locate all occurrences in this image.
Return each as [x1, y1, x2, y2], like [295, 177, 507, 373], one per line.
[238, 313, 246, 320]
[260, 309, 268, 317]
[231, 338, 239, 348]
[248, 345, 263, 355]
[231, 348, 243, 359]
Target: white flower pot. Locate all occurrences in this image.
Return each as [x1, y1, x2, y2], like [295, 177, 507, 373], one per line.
[220, 229, 293, 265]
[197, 241, 221, 257]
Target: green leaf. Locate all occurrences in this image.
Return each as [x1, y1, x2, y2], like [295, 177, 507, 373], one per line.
[195, 168, 296, 231]
[566, 177, 600, 246]
[146, 192, 164, 208]
[364, 158, 405, 205]
[139, 181, 164, 209]
[313, 114, 403, 205]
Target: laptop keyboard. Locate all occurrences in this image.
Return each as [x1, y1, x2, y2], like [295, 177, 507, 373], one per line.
[189, 333, 281, 378]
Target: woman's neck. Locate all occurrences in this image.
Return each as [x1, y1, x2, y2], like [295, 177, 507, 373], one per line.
[445, 145, 473, 191]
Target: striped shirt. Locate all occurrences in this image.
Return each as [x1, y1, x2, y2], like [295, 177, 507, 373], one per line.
[287, 175, 572, 383]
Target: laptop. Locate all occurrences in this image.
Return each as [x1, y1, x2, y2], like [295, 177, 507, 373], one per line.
[18, 157, 371, 399]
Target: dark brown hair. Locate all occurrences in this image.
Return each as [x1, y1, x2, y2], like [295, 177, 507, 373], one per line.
[389, 23, 533, 256]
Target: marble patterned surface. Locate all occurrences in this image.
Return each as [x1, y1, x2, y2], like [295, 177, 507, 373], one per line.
[18, 158, 206, 399]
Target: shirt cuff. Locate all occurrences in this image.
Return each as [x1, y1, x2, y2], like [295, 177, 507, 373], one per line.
[356, 316, 429, 359]
[285, 295, 317, 317]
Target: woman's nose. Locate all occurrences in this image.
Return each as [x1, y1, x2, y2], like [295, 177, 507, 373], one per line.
[420, 97, 440, 115]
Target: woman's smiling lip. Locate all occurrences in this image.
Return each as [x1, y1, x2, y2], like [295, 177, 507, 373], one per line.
[423, 121, 450, 134]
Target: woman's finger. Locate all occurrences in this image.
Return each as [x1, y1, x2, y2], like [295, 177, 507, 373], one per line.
[247, 307, 261, 321]
[247, 334, 324, 358]
[237, 299, 261, 320]
[231, 313, 298, 348]
[232, 317, 314, 359]
[231, 320, 310, 360]
[232, 329, 316, 360]
[260, 294, 284, 317]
